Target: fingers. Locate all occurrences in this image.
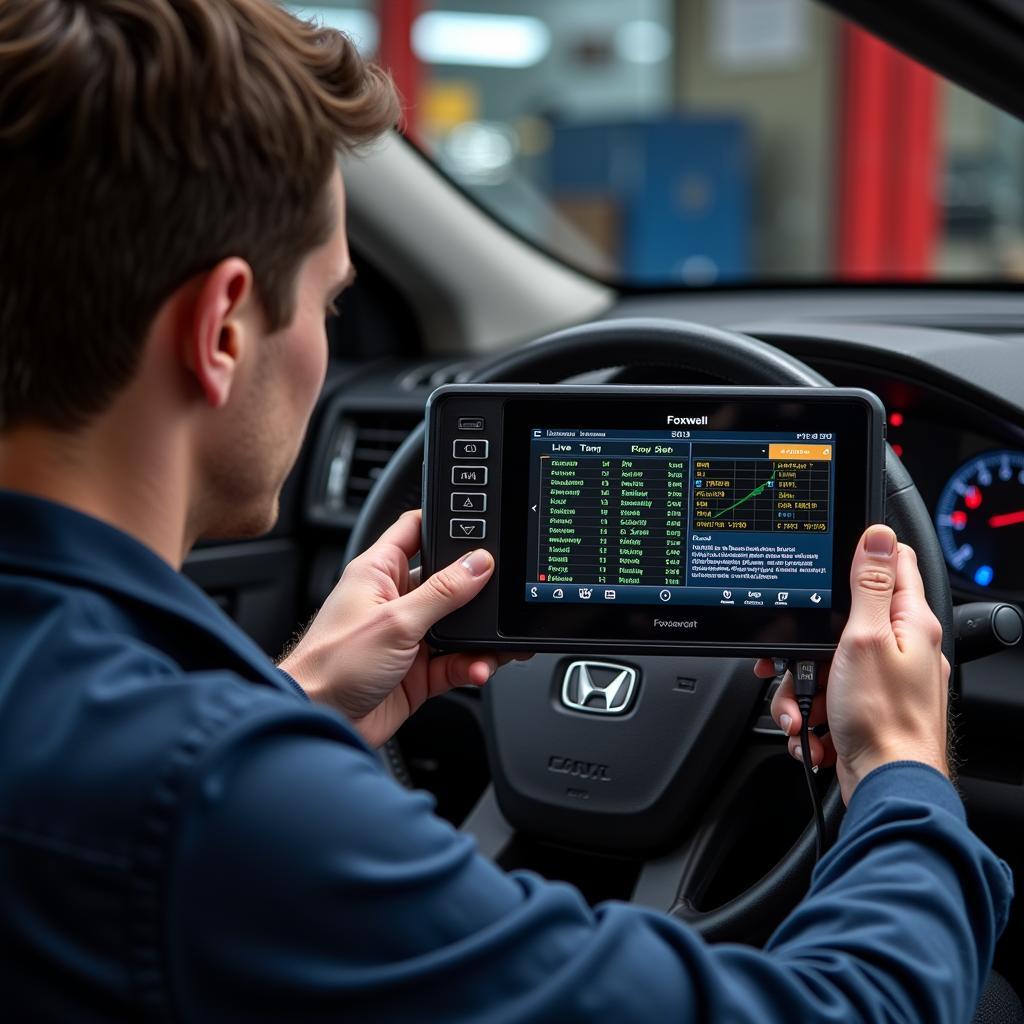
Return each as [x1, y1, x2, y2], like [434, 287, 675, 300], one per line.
[428, 652, 499, 693]
[845, 524, 899, 649]
[789, 730, 837, 769]
[768, 664, 834, 768]
[425, 651, 526, 696]
[371, 508, 423, 560]
[387, 548, 495, 641]
[770, 668, 828, 739]
[890, 542, 944, 655]
[492, 651, 533, 666]
[342, 510, 422, 594]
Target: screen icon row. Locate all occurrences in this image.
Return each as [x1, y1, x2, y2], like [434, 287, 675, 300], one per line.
[525, 584, 830, 608]
[531, 586, 619, 600]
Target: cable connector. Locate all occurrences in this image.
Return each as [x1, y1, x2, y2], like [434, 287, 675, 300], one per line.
[793, 659, 819, 700]
[790, 660, 826, 861]
[794, 659, 818, 736]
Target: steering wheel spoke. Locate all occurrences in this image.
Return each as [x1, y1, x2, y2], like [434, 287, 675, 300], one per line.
[459, 784, 516, 859]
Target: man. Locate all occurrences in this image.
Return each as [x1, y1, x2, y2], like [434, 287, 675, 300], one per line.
[0, 1, 1011, 1021]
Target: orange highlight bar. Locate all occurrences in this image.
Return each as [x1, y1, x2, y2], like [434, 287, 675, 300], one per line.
[769, 444, 833, 461]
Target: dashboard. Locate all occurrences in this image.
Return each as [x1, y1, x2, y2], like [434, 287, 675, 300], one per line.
[300, 330, 1024, 611]
[822, 365, 1024, 603]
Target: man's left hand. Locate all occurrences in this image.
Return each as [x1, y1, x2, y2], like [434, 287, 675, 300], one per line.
[279, 509, 527, 747]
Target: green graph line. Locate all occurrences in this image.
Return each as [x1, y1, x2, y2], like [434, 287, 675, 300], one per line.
[712, 468, 776, 520]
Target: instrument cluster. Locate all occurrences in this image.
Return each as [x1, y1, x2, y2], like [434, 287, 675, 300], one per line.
[825, 368, 1024, 600]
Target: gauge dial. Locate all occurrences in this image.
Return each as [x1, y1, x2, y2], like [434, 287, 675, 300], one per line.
[935, 450, 1024, 593]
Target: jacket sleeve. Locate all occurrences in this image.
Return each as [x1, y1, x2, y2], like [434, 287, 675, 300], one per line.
[164, 706, 1012, 1024]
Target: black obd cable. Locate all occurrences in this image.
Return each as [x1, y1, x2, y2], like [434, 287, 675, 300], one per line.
[775, 658, 827, 861]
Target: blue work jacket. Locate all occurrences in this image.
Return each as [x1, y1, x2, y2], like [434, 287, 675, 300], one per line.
[0, 488, 1012, 1022]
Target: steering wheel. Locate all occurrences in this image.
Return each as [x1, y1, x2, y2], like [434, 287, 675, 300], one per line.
[344, 318, 953, 942]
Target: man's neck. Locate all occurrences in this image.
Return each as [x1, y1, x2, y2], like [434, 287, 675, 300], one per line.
[0, 422, 192, 569]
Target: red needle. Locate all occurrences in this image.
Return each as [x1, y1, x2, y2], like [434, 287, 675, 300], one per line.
[989, 509, 1024, 528]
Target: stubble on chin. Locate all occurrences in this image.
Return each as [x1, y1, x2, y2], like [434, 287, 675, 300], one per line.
[200, 493, 281, 541]
[192, 443, 286, 543]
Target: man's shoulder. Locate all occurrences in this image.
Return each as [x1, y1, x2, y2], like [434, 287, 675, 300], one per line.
[0, 561, 384, 1019]
[0, 570, 367, 864]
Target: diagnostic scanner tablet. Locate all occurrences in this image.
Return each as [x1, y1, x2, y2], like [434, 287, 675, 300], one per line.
[422, 385, 885, 658]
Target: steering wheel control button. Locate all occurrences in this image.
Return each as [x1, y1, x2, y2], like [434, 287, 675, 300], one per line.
[451, 492, 487, 512]
[453, 439, 489, 459]
[993, 604, 1024, 646]
[450, 518, 486, 540]
[457, 416, 485, 431]
[451, 466, 487, 485]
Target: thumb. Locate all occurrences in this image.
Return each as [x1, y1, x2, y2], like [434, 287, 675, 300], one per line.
[388, 549, 494, 640]
[846, 524, 899, 637]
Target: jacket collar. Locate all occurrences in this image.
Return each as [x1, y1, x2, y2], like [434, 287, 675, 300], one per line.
[0, 488, 302, 699]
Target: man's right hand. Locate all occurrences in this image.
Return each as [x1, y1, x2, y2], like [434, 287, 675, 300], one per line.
[761, 524, 950, 803]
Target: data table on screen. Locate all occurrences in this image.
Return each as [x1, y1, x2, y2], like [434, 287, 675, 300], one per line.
[526, 430, 836, 608]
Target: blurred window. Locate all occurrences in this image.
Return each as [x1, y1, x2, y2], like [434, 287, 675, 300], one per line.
[289, 1, 1024, 286]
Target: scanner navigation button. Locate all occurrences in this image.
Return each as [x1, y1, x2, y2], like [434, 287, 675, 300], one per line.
[449, 518, 486, 540]
[454, 439, 489, 460]
[451, 492, 487, 512]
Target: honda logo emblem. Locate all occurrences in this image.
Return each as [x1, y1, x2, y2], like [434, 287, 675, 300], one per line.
[561, 661, 638, 715]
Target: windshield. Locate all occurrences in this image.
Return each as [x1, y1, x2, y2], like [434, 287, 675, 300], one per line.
[290, 1, 1024, 288]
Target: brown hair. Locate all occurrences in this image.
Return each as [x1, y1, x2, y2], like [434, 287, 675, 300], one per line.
[0, 0, 398, 430]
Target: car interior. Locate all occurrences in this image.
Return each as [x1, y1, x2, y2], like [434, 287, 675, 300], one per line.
[185, 0, 1024, 1001]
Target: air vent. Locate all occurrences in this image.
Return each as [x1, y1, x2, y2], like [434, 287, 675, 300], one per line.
[398, 359, 474, 392]
[315, 409, 421, 522]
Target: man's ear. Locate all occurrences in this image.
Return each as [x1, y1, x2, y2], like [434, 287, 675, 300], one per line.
[183, 258, 255, 409]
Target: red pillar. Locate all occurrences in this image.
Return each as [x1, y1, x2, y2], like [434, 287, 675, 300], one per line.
[376, 0, 423, 146]
[836, 24, 942, 279]
[836, 27, 892, 277]
[890, 56, 942, 275]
